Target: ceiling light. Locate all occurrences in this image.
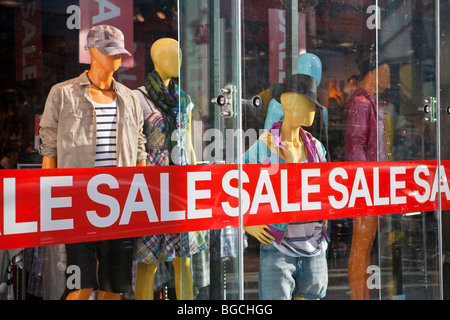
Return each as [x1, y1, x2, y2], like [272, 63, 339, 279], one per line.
[0, 0, 22, 7]
[156, 11, 166, 20]
[135, 13, 145, 22]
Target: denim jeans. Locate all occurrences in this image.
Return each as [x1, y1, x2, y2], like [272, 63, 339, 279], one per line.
[259, 243, 328, 300]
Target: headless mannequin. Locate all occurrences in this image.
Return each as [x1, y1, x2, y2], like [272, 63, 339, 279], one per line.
[347, 63, 390, 300]
[134, 38, 194, 300]
[42, 47, 146, 300]
[245, 92, 318, 300]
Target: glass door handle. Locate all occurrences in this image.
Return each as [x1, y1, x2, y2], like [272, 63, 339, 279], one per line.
[243, 95, 263, 108]
[212, 85, 263, 118]
[420, 97, 437, 123]
[443, 106, 450, 115]
[420, 97, 450, 123]
[211, 84, 237, 118]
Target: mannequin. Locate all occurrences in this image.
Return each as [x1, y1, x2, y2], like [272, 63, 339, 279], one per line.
[347, 75, 360, 96]
[244, 73, 328, 300]
[39, 25, 147, 300]
[264, 53, 323, 131]
[345, 61, 390, 300]
[134, 38, 205, 300]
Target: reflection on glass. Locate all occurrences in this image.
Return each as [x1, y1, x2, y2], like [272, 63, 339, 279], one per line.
[239, 0, 440, 300]
[0, 0, 445, 301]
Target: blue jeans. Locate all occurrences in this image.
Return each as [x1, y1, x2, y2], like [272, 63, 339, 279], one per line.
[259, 243, 328, 300]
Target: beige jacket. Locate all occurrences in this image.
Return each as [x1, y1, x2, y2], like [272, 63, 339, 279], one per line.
[39, 71, 147, 168]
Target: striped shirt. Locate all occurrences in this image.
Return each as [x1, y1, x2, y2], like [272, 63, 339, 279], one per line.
[274, 221, 327, 257]
[93, 99, 117, 167]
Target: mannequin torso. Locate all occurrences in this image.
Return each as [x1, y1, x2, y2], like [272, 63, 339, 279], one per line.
[42, 48, 145, 169]
[244, 92, 319, 243]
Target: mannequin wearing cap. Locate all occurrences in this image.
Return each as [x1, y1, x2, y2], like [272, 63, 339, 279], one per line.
[345, 62, 390, 300]
[133, 38, 205, 300]
[40, 25, 146, 300]
[264, 53, 323, 131]
[243, 74, 328, 300]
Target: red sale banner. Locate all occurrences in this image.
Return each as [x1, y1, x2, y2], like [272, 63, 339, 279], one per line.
[0, 161, 449, 250]
[79, 0, 134, 68]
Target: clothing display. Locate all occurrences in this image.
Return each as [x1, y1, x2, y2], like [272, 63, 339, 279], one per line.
[134, 70, 207, 265]
[39, 71, 147, 168]
[259, 244, 328, 299]
[39, 68, 147, 295]
[1, 0, 447, 302]
[344, 88, 388, 162]
[93, 99, 118, 167]
[244, 119, 329, 300]
[244, 120, 328, 253]
[39, 245, 66, 300]
[65, 239, 134, 293]
[0, 249, 22, 300]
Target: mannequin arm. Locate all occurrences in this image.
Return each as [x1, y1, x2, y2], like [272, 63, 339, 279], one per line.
[136, 160, 147, 166]
[244, 225, 275, 245]
[42, 156, 57, 169]
[186, 112, 196, 165]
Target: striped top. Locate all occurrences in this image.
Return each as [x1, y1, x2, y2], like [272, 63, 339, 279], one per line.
[274, 221, 327, 257]
[93, 99, 117, 167]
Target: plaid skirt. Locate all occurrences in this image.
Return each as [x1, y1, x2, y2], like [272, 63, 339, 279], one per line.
[135, 231, 207, 264]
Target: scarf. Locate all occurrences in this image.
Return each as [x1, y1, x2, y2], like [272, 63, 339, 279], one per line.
[144, 70, 191, 162]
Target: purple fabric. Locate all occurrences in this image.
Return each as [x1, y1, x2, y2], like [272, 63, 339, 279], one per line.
[268, 225, 286, 245]
[344, 88, 387, 162]
[269, 120, 322, 163]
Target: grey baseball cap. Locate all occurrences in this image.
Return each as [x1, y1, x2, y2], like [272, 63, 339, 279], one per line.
[86, 25, 131, 56]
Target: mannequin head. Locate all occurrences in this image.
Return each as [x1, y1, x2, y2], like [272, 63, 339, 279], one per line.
[363, 63, 390, 95]
[348, 75, 359, 87]
[280, 73, 320, 128]
[328, 79, 337, 90]
[89, 47, 122, 73]
[280, 92, 316, 127]
[357, 49, 390, 95]
[86, 25, 130, 74]
[264, 56, 322, 130]
[151, 38, 181, 81]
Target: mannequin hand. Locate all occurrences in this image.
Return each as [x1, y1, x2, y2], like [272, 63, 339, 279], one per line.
[244, 225, 274, 245]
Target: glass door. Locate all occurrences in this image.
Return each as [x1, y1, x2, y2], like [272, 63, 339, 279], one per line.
[178, 0, 444, 300]
[439, 0, 450, 300]
[178, 0, 244, 300]
[235, 0, 442, 300]
[377, 0, 440, 300]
